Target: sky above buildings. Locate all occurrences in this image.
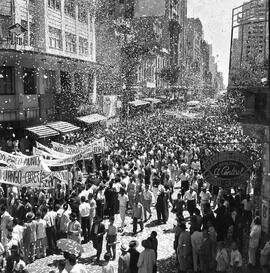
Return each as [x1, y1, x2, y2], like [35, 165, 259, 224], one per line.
[187, 0, 245, 86]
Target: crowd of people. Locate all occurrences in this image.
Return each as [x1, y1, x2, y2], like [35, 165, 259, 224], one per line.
[0, 103, 269, 273]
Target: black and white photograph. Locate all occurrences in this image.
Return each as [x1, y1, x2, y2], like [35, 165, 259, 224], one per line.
[0, 0, 269, 272]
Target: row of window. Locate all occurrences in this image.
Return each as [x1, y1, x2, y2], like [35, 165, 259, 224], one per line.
[48, 0, 88, 23]
[0, 109, 39, 122]
[48, 26, 92, 55]
[0, 66, 94, 95]
[0, 67, 37, 95]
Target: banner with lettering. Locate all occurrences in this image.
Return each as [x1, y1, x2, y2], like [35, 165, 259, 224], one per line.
[51, 138, 105, 155]
[0, 150, 48, 171]
[0, 168, 42, 187]
[36, 142, 69, 158]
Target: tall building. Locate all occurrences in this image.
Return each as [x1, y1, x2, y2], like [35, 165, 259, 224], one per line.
[186, 18, 203, 75]
[96, 0, 185, 100]
[229, 0, 269, 236]
[0, 0, 98, 126]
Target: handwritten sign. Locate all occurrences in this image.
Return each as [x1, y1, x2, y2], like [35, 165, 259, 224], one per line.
[202, 151, 253, 187]
[0, 168, 41, 187]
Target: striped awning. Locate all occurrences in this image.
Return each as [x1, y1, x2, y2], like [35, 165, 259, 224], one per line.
[128, 100, 150, 107]
[77, 113, 107, 124]
[26, 125, 59, 138]
[47, 121, 80, 134]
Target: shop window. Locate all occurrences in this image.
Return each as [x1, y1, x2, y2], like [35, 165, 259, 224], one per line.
[44, 70, 56, 94]
[60, 71, 71, 92]
[0, 66, 15, 95]
[25, 108, 39, 119]
[23, 68, 36, 95]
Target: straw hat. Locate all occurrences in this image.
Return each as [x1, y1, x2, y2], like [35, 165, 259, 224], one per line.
[120, 244, 129, 252]
[129, 240, 139, 248]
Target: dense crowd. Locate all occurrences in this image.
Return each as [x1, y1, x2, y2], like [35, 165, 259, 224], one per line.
[0, 105, 269, 273]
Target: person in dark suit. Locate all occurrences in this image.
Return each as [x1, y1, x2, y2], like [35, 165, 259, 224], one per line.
[90, 216, 105, 263]
[128, 240, 140, 273]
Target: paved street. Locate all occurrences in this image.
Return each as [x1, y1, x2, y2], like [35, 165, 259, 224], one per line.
[27, 208, 178, 273]
[26, 208, 264, 273]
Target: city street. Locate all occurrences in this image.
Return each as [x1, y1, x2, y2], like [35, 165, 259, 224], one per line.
[0, 0, 269, 273]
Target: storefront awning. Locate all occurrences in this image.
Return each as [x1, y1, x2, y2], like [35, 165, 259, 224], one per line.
[77, 114, 107, 124]
[143, 98, 161, 104]
[46, 121, 80, 134]
[128, 100, 150, 107]
[26, 125, 60, 138]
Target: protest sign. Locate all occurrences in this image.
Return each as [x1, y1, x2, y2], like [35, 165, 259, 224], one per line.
[0, 168, 41, 187]
[0, 150, 42, 169]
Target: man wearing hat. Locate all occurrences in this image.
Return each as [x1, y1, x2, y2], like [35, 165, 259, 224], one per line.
[118, 244, 130, 273]
[199, 185, 211, 216]
[128, 240, 140, 273]
[90, 216, 105, 263]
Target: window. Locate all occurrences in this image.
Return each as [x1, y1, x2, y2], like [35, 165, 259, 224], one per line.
[0, 110, 17, 121]
[60, 71, 71, 92]
[0, 67, 15, 95]
[88, 73, 94, 94]
[65, 32, 76, 53]
[49, 26, 62, 49]
[89, 41, 93, 58]
[30, 22, 36, 47]
[21, 20, 28, 45]
[78, 3, 88, 23]
[79, 37, 88, 55]
[23, 68, 36, 94]
[74, 73, 86, 96]
[64, 0, 75, 18]
[44, 70, 56, 93]
[48, 0, 60, 10]
[25, 108, 39, 119]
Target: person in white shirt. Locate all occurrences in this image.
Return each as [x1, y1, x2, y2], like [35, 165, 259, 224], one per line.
[143, 184, 153, 221]
[230, 242, 242, 271]
[36, 211, 47, 259]
[248, 217, 262, 267]
[88, 192, 97, 235]
[79, 196, 91, 243]
[199, 186, 212, 216]
[118, 188, 129, 231]
[183, 187, 197, 217]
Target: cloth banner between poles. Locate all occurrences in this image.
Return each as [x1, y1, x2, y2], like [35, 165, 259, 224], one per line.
[0, 168, 42, 188]
[50, 137, 106, 155]
[0, 150, 50, 172]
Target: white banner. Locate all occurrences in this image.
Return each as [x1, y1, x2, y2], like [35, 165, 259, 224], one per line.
[0, 150, 48, 171]
[36, 142, 69, 158]
[0, 168, 42, 187]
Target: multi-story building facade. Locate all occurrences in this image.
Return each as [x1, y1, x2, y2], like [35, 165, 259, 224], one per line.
[0, 0, 97, 127]
[229, 0, 269, 236]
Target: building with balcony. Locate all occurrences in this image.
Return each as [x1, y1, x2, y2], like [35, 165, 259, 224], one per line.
[0, 0, 98, 128]
[228, 0, 269, 236]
